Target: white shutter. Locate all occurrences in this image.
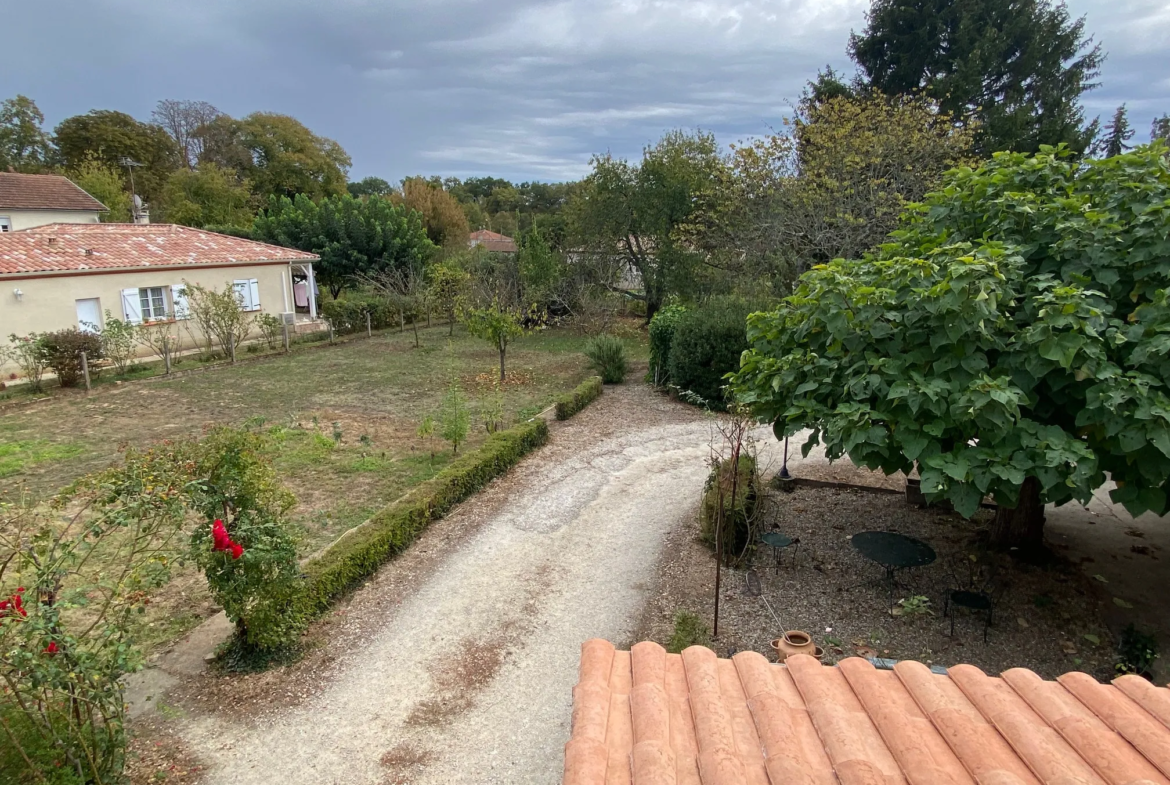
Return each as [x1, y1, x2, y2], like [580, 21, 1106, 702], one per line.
[232, 280, 249, 310]
[121, 288, 142, 324]
[171, 284, 190, 319]
[248, 279, 260, 311]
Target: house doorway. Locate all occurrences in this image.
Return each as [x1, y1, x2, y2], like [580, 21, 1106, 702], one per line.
[76, 298, 101, 332]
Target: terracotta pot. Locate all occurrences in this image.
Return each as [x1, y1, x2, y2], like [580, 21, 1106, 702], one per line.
[812, 646, 825, 661]
[771, 630, 815, 662]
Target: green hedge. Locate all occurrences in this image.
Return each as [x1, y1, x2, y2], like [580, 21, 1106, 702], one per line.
[297, 418, 548, 615]
[648, 304, 688, 385]
[554, 376, 603, 420]
[667, 298, 753, 410]
[320, 294, 397, 334]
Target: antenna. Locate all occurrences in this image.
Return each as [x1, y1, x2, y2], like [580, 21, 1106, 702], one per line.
[120, 158, 146, 224]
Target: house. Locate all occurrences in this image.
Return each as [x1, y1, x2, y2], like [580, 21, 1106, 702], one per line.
[469, 229, 518, 253]
[565, 639, 1170, 784]
[0, 224, 321, 374]
[0, 172, 107, 231]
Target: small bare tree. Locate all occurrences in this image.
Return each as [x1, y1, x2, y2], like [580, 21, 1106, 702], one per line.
[136, 318, 181, 373]
[151, 99, 223, 168]
[361, 267, 428, 348]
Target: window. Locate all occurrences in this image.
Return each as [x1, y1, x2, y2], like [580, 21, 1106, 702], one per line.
[0, 217, 10, 232]
[233, 279, 261, 311]
[139, 287, 168, 321]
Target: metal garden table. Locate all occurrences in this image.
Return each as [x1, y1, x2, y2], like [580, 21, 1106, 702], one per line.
[851, 531, 936, 587]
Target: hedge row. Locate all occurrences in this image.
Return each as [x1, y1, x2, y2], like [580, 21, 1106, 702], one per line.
[320, 295, 398, 334]
[298, 418, 549, 614]
[554, 376, 603, 420]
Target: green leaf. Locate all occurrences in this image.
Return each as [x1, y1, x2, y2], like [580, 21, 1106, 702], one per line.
[1084, 634, 1100, 645]
[1113, 597, 1134, 609]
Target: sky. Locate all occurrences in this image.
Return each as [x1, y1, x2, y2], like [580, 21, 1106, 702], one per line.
[4, 0, 1169, 184]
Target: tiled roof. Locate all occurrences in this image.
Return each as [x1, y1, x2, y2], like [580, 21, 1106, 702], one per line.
[0, 172, 108, 212]
[469, 229, 518, 253]
[565, 639, 1170, 785]
[0, 224, 317, 277]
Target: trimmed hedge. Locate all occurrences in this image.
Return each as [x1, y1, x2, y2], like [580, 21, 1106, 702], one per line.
[320, 294, 397, 334]
[297, 418, 548, 614]
[554, 376, 603, 420]
[648, 304, 688, 385]
[667, 298, 753, 410]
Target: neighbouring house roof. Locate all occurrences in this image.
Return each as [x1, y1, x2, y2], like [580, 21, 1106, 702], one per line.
[565, 639, 1170, 785]
[0, 172, 108, 212]
[469, 229, 518, 253]
[0, 224, 317, 278]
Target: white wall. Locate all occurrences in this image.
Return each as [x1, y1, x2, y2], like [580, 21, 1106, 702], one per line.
[1, 209, 103, 231]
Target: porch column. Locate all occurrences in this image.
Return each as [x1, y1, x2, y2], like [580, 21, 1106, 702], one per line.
[306, 262, 318, 320]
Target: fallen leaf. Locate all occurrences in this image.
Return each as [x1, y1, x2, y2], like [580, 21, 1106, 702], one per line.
[1113, 597, 1134, 609]
[1093, 574, 1109, 583]
[1061, 641, 1078, 655]
[855, 646, 877, 659]
[1084, 634, 1100, 645]
[1017, 617, 1030, 629]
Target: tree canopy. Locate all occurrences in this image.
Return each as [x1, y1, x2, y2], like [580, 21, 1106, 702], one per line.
[252, 193, 434, 297]
[393, 177, 470, 250]
[0, 95, 51, 173]
[233, 113, 351, 201]
[54, 109, 181, 202]
[848, 0, 1103, 155]
[571, 129, 724, 321]
[159, 163, 253, 229]
[732, 144, 1170, 549]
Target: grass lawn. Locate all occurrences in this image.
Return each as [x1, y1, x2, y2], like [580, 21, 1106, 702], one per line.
[0, 321, 647, 648]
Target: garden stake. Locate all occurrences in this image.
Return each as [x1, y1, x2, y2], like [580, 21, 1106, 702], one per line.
[283, 322, 290, 352]
[367, 311, 372, 338]
[80, 350, 91, 391]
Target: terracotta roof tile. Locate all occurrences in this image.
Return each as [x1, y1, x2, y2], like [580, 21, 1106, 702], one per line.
[468, 229, 518, 253]
[0, 223, 317, 277]
[0, 172, 107, 211]
[565, 640, 1170, 785]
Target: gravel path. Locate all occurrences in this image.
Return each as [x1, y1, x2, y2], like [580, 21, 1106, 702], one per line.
[174, 384, 770, 785]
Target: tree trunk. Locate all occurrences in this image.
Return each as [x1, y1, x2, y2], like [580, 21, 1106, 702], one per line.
[498, 342, 506, 382]
[991, 476, 1046, 550]
[412, 318, 419, 348]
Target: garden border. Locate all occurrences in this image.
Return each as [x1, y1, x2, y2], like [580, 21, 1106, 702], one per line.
[554, 375, 603, 420]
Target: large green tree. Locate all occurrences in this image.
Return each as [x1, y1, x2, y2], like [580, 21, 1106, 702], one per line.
[252, 193, 434, 297]
[235, 113, 350, 200]
[570, 130, 724, 321]
[54, 110, 181, 202]
[0, 95, 52, 172]
[848, 0, 1103, 155]
[159, 163, 253, 229]
[733, 145, 1170, 550]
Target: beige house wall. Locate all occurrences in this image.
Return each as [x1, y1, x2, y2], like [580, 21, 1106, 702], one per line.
[1, 209, 103, 231]
[0, 262, 296, 375]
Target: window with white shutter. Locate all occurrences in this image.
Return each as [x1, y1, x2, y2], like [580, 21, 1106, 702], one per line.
[232, 280, 250, 310]
[248, 279, 260, 311]
[121, 288, 143, 324]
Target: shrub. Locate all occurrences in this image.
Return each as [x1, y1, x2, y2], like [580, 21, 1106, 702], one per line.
[668, 299, 752, 410]
[2, 334, 49, 392]
[298, 419, 548, 613]
[700, 454, 758, 564]
[38, 328, 104, 388]
[188, 426, 303, 654]
[99, 312, 136, 375]
[182, 281, 255, 361]
[320, 293, 396, 334]
[648, 304, 688, 385]
[667, 611, 712, 654]
[584, 334, 628, 383]
[256, 312, 283, 349]
[0, 442, 194, 783]
[555, 376, 603, 420]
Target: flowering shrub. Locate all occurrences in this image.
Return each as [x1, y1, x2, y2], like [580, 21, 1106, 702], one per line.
[188, 426, 303, 653]
[0, 441, 194, 784]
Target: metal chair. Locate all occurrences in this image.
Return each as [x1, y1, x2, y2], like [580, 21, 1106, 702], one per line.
[759, 530, 799, 572]
[943, 552, 1005, 643]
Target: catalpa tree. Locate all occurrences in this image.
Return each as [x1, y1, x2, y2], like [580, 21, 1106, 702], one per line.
[732, 145, 1170, 549]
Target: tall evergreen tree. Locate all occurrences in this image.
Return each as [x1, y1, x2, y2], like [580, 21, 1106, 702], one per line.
[1153, 115, 1170, 144]
[0, 95, 52, 172]
[848, 0, 1104, 155]
[1100, 104, 1135, 158]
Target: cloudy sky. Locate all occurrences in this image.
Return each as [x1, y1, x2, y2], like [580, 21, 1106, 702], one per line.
[5, 0, 1168, 183]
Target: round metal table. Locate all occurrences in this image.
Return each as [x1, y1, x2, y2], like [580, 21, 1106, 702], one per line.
[759, 531, 797, 572]
[851, 531, 936, 584]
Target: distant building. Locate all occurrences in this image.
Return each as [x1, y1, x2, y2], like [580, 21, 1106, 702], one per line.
[0, 224, 322, 376]
[468, 229, 518, 254]
[0, 172, 107, 231]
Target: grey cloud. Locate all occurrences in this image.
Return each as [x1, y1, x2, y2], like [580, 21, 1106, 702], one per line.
[3, 0, 1168, 182]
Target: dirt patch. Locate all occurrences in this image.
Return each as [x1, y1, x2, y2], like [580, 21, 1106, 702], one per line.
[124, 716, 205, 785]
[637, 485, 1118, 680]
[380, 743, 436, 785]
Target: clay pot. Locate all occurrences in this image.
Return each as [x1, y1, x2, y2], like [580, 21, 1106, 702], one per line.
[771, 630, 815, 662]
[812, 646, 825, 661]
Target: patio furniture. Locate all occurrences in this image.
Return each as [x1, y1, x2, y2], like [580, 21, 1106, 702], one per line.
[760, 530, 799, 572]
[944, 553, 1003, 642]
[851, 531, 936, 587]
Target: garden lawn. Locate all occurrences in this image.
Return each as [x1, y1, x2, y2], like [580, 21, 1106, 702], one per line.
[0, 322, 647, 648]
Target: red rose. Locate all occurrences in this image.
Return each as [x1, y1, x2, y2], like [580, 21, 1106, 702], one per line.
[230, 543, 244, 559]
[44, 642, 58, 655]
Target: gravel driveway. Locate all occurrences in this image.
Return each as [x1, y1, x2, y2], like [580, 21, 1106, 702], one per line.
[174, 384, 765, 785]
